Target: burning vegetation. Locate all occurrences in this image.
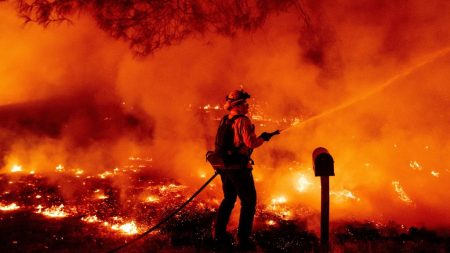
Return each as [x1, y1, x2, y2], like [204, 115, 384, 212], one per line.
[1, 159, 449, 252]
[1, 0, 450, 252]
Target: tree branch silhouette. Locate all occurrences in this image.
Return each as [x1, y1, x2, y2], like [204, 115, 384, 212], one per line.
[13, 0, 299, 55]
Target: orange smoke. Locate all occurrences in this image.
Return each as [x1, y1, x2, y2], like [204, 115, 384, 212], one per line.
[1, 0, 450, 230]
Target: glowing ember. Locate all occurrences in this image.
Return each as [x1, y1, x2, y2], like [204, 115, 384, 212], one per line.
[291, 117, 301, 126]
[0, 203, 20, 211]
[98, 171, 113, 179]
[267, 196, 293, 220]
[201, 104, 221, 110]
[111, 221, 139, 235]
[331, 190, 361, 202]
[96, 194, 108, 200]
[392, 181, 413, 205]
[35, 195, 42, 199]
[295, 174, 312, 192]
[10, 165, 23, 173]
[279, 210, 292, 218]
[266, 220, 276, 226]
[37, 204, 69, 218]
[75, 169, 84, 175]
[409, 160, 422, 170]
[92, 189, 108, 199]
[81, 215, 99, 223]
[56, 164, 64, 172]
[271, 196, 287, 205]
[159, 183, 184, 192]
[145, 195, 160, 203]
[431, 171, 440, 177]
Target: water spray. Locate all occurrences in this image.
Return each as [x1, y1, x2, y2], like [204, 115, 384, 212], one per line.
[280, 46, 450, 133]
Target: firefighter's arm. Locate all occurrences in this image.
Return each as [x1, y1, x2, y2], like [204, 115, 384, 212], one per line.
[259, 130, 280, 141]
[238, 118, 264, 148]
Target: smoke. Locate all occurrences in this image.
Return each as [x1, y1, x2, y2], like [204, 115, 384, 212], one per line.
[0, 3, 152, 173]
[1, 0, 450, 228]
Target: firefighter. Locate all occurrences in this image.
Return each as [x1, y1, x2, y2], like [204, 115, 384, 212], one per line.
[214, 89, 279, 251]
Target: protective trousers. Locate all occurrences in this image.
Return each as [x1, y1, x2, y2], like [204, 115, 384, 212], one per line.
[215, 169, 256, 242]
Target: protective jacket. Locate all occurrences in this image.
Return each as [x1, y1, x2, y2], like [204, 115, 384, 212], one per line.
[215, 114, 263, 169]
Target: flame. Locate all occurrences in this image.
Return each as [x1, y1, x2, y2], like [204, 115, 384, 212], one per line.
[409, 160, 422, 171]
[331, 190, 361, 202]
[266, 220, 276, 226]
[37, 204, 69, 218]
[81, 215, 139, 235]
[93, 189, 108, 199]
[159, 183, 184, 193]
[145, 195, 160, 203]
[291, 117, 301, 127]
[295, 174, 312, 192]
[81, 215, 99, 223]
[201, 104, 221, 111]
[111, 221, 139, 235]
[431, 171, 439, 177]
[271, 196, 287, 205]
[267, 196, 292, 220]
[96, 194, 108, 200]
[56, 164, 64, 172]
[98, 171, 113, 179]
[392, 181, 413, 205]
[10, 165, 23, 173]
[0, 203, 20, 211]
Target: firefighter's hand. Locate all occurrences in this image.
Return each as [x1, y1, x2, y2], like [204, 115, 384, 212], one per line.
[259, 130, 280, 141]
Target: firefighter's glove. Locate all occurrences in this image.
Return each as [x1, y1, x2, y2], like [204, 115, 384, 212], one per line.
[259, 130, 280, 141]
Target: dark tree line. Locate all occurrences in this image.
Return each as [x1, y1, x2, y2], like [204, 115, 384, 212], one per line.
[12, 0, 307, 55]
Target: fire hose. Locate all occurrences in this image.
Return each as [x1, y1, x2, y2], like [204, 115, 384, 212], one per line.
[106, 171, 219, 253]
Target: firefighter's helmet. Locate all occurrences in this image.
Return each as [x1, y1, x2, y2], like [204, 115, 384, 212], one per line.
[224, 89, 250, 110]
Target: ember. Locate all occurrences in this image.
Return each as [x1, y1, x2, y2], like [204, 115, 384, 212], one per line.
[392, 181, 413, 205]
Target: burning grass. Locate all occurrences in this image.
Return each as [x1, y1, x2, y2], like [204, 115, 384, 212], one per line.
[0, 166, 448, 252]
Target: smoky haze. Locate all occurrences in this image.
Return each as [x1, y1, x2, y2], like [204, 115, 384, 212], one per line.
[1, 0, 450, 228]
